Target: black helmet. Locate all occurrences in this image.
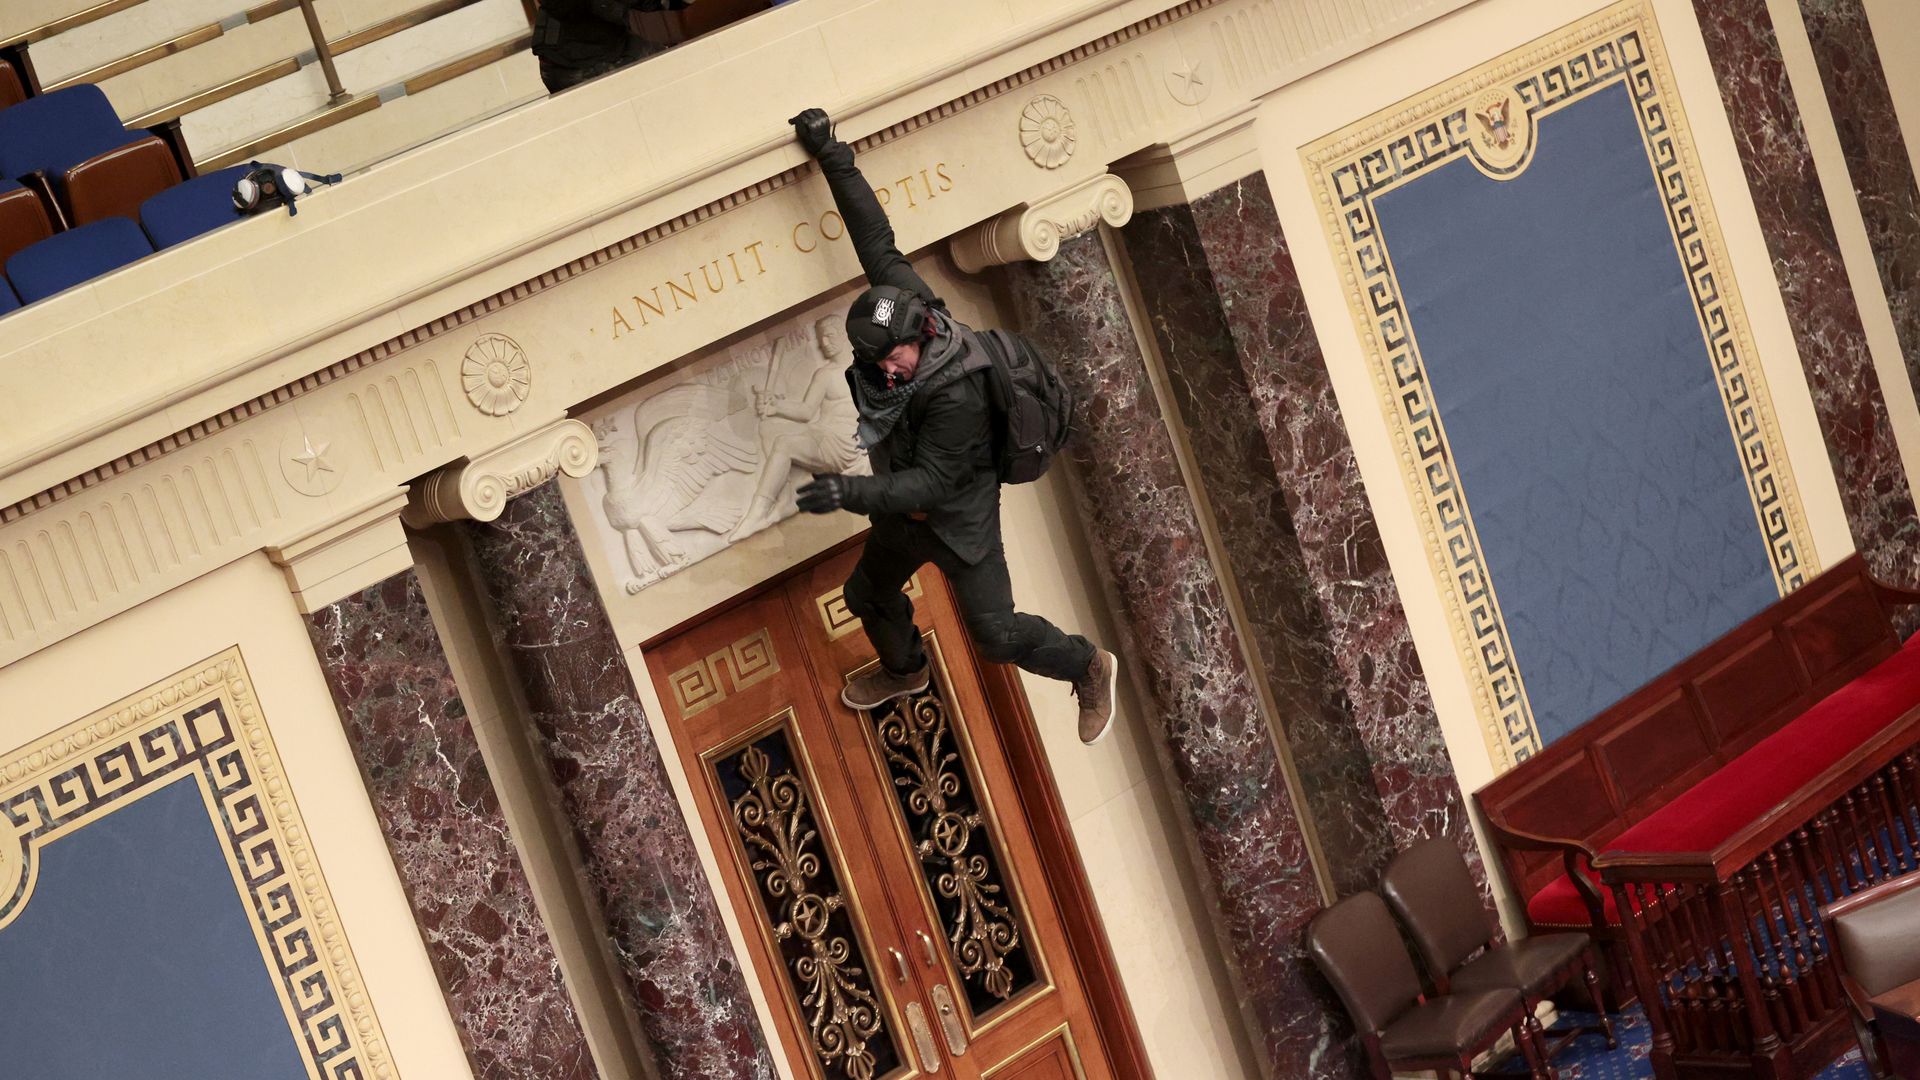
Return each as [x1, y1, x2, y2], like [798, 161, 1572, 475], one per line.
[846, 285, 929, 364]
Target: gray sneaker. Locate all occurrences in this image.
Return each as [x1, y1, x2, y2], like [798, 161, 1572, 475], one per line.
[842, 661, 932, 711]
[1074, 648, 1119, 745]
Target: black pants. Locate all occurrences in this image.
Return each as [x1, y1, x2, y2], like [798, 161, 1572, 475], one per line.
[843, 519, 1094, 682]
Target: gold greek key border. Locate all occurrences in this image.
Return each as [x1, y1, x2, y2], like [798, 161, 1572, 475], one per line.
[1301, 0, 1817, 769]
[667, 626, 781, 718]
[0, 648, 396, 1080]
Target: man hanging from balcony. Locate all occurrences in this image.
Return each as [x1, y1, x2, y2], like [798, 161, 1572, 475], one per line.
[787, 107, 1121, 745]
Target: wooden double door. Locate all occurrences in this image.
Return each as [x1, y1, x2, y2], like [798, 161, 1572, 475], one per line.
[649, 545, 1113, 1080]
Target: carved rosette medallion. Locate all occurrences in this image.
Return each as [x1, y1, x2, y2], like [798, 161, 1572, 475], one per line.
[869, 683, 1035, 1016]
[721, 731, 901, 1080]
[461, 333, 532, 416]
[1020, 95, 1077, 169]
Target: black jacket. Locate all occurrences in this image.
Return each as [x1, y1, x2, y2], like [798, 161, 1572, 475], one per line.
[533, 0, 659, 67]
[817, 140, 1000, 564]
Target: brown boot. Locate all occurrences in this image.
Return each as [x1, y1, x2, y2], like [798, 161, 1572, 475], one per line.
[842, 660, 931, 711]
[1074, 648, 1119, 745]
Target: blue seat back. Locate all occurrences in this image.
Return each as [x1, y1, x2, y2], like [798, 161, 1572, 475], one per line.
[0, 84, 138, 180]
[6, 217, 153, 302]
[140, 165, 250, 248]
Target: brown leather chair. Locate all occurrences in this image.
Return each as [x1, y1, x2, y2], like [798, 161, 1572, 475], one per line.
[1823, 872, 1920, 1079]
[0, 58, 24, 110]
[0, 181, 54, 267]
[1381, 837, 1617, 1063]
[61, 134, 183, 226]
[1307, 891, 1555, 1079]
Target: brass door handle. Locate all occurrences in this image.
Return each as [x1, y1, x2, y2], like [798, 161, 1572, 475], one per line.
[915, 929, 937, 967]
[887, 947, 908, 985]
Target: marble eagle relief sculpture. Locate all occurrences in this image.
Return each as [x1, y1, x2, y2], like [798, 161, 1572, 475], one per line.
[592, 312, 866, 594]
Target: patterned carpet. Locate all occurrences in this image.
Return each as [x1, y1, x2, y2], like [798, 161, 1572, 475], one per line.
[1485, 1006, 1871, 1079]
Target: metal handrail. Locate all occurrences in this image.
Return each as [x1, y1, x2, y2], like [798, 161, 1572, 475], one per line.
[295, 0, 348, 104]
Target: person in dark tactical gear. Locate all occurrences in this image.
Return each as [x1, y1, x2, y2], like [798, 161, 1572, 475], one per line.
[532, 0, 679, 94]
[787, 106, 1121, 745]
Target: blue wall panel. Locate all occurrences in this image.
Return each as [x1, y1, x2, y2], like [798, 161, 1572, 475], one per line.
[0, 774, 308, 1080]
[1371, 80, 1779, 744]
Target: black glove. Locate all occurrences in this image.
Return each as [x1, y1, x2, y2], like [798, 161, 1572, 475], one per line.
[795, 473, 848, 514]
[790, 108, 836, 158]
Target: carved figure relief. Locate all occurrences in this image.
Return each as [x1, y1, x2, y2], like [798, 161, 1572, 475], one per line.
[585, 298, 868, 594]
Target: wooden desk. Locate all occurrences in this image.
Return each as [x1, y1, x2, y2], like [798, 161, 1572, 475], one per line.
[1871, 978, 1920, 1079]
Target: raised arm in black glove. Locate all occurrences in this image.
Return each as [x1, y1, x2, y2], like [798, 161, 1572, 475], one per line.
[790, 108, 836, 158]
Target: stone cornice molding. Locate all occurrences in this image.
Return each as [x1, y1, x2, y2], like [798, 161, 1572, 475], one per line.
[267, 490, 413, 613]
[1114, 101, 1266, 211]
[403, 419, 597, 527]
[0, 0, 1478, 523]
[0, 0, 1478, 669]
[951, 173, 1136, 272]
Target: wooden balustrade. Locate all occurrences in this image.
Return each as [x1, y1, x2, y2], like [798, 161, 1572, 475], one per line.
[1595, 716, 1920, 1080]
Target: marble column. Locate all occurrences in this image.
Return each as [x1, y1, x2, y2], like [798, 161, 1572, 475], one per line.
[1694, 0, 1920, 587]
[1115, 204, 1394, 896]
[1008, 230, 1351, 1080]
[307, 570, 602, 1080]
[1119, 180, 1475, 890]
[463, 482, 774, 1080]
[1797, 0, 1920, 408]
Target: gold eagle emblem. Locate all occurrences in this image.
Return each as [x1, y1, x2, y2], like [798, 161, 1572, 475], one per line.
[1476, 96, 1514, 149]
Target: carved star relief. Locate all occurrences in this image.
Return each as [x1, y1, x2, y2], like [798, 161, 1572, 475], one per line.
[280, 425, 344, 497]
[1167, 60, 1209, 106]
[291, 435, 334, 483]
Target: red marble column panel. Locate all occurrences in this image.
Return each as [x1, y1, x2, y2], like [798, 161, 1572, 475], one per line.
[1117, 203, 1397, 896]
[1143, 178, 1478, 875]
[1694, 0, 1920, 589]
[305, 570, 601, 1080]
[1798, 0, 1920, 409]
[462, 482, 775, 1080]
[1008, 231, 1358, 1080]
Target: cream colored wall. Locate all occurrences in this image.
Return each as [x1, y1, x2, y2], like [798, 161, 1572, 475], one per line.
[561, 254, 1261, 1080]
[0, 552, 476, 1080]
[1257, 0, 1864, 928]
[1865, 0, 1920, 184]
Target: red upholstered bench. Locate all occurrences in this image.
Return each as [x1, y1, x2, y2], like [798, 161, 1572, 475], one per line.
[1475, 554, 1920, 1009]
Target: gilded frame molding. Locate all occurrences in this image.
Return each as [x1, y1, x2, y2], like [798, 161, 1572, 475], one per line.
[0, 647, 396, 1080]
[1301, 0, 1817, 769]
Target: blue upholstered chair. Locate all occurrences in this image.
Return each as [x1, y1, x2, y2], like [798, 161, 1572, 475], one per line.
[6, 217, 153, 303]
[0, 277, 20, 315]
[0, 85, 142, 181]
[139, 165, 250, 248]
[0, 85, 182, 226]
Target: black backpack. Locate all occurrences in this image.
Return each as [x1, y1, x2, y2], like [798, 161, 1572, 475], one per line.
[971, 328, 1075, 484]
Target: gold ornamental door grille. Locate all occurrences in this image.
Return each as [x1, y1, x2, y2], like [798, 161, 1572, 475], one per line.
[651, 544, 1114, 1080]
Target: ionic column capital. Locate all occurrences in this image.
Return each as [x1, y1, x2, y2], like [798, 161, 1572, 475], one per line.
[404, 419, 597, 527]
[950, 173, 1135, 273]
